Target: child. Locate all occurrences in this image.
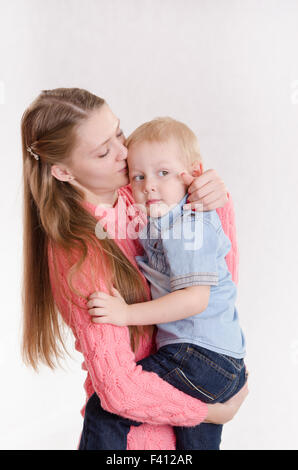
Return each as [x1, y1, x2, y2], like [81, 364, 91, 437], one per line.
[87, 117, 246, 450]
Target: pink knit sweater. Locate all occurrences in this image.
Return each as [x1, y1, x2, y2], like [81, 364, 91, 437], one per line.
[48, 185, 239, 450]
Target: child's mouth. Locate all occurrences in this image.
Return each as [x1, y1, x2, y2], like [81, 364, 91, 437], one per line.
[146, 199, 162, 206]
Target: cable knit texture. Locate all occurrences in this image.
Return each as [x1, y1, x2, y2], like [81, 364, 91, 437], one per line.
[47, 185, 238, 450]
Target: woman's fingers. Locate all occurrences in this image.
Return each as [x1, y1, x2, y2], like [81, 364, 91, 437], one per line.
[226, 381, 249, 412]
[188, 181, 218, 200]
[188, 169, 220, 193]
[205, 381, 249, 425]
[180, 171, 195, 186]
[183, 194, 226, 211]
[188, 179, 226, 201]
[183, 168, 228, 210]
[186, 195, 224, 212]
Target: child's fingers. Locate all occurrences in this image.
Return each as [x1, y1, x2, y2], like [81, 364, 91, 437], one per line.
[88, 291, 109, 300]
[88, 305, 107, 316]
[87, 299, 106, 308]
[111, 287, 123, 299]
[91, 314, 109, 324]
[87, 296, 109, 307]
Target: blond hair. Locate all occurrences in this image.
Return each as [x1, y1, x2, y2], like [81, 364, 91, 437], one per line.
[126, 116, 202, 168]
[21, 88, 152, 370]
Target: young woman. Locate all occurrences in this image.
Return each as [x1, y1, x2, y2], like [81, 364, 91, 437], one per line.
[21, 88, 248, 450]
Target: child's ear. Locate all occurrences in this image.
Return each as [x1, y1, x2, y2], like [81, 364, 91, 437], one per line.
[191, 160, 203, 176]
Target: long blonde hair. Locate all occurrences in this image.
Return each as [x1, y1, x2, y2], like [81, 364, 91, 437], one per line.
[21, 88, 152, 370]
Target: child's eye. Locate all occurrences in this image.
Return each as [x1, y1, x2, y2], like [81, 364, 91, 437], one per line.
[158, 170, 168, 176]
[134, 175, 144, 181]
[117, 130, 124, 138]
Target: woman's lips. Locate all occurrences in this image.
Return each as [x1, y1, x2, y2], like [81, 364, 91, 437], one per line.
[118, 166, 128, 173]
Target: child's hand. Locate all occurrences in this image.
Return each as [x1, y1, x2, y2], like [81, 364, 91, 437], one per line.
[87, 287, 129, 327]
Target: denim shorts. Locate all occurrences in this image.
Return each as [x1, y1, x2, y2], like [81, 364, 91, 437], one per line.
[79, 342, 247, 450]
[138, 342, 247, 404]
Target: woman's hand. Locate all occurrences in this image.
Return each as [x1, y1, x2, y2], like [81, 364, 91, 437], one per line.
[204, 382, 249, 424]
[181, 167, 228, 211]
[87, 288, 129, 327]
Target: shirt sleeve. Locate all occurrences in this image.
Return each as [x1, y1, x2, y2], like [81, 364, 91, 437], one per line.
[162, 213, 220, 291]
[48, 243, 208, 427]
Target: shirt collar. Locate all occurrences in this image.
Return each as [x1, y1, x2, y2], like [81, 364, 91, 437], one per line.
[149, 193, 189, 232]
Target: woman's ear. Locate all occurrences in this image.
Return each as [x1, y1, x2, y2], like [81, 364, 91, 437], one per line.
[51, 164, 74, 182]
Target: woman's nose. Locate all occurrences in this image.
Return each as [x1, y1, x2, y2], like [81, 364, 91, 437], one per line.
[115, 141, 128, 160]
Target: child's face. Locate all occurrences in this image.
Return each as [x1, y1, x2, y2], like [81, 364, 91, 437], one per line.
[128, 138, 189, 217]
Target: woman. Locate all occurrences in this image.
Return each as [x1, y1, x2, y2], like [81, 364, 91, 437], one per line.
[21, 88, 247, 450]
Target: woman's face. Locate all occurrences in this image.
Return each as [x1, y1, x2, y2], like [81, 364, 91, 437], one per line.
[57, 104, 129, 204]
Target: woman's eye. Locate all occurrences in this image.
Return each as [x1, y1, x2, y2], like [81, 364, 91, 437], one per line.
[159, 170, 168, 176]
[98, 149, 109, 158]
[117, 130, 124, 138]
[134, 175, 144, 181]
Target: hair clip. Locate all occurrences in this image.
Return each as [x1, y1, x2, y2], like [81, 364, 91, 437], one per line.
[27, 146, 40, 161]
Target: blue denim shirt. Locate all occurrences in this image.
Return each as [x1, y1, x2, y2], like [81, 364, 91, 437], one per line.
[136, 194, 246, 359]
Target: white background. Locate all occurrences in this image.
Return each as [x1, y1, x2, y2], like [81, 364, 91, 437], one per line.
[0, 0, 297, 450]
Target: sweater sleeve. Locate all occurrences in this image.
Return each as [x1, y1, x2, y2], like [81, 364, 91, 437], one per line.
[48, 245, 208, 427]
[73, 307, 208, 426]
[216, 193, 239, 284]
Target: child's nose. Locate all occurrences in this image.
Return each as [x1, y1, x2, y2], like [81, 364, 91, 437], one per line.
[144, 178, 157, 193]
